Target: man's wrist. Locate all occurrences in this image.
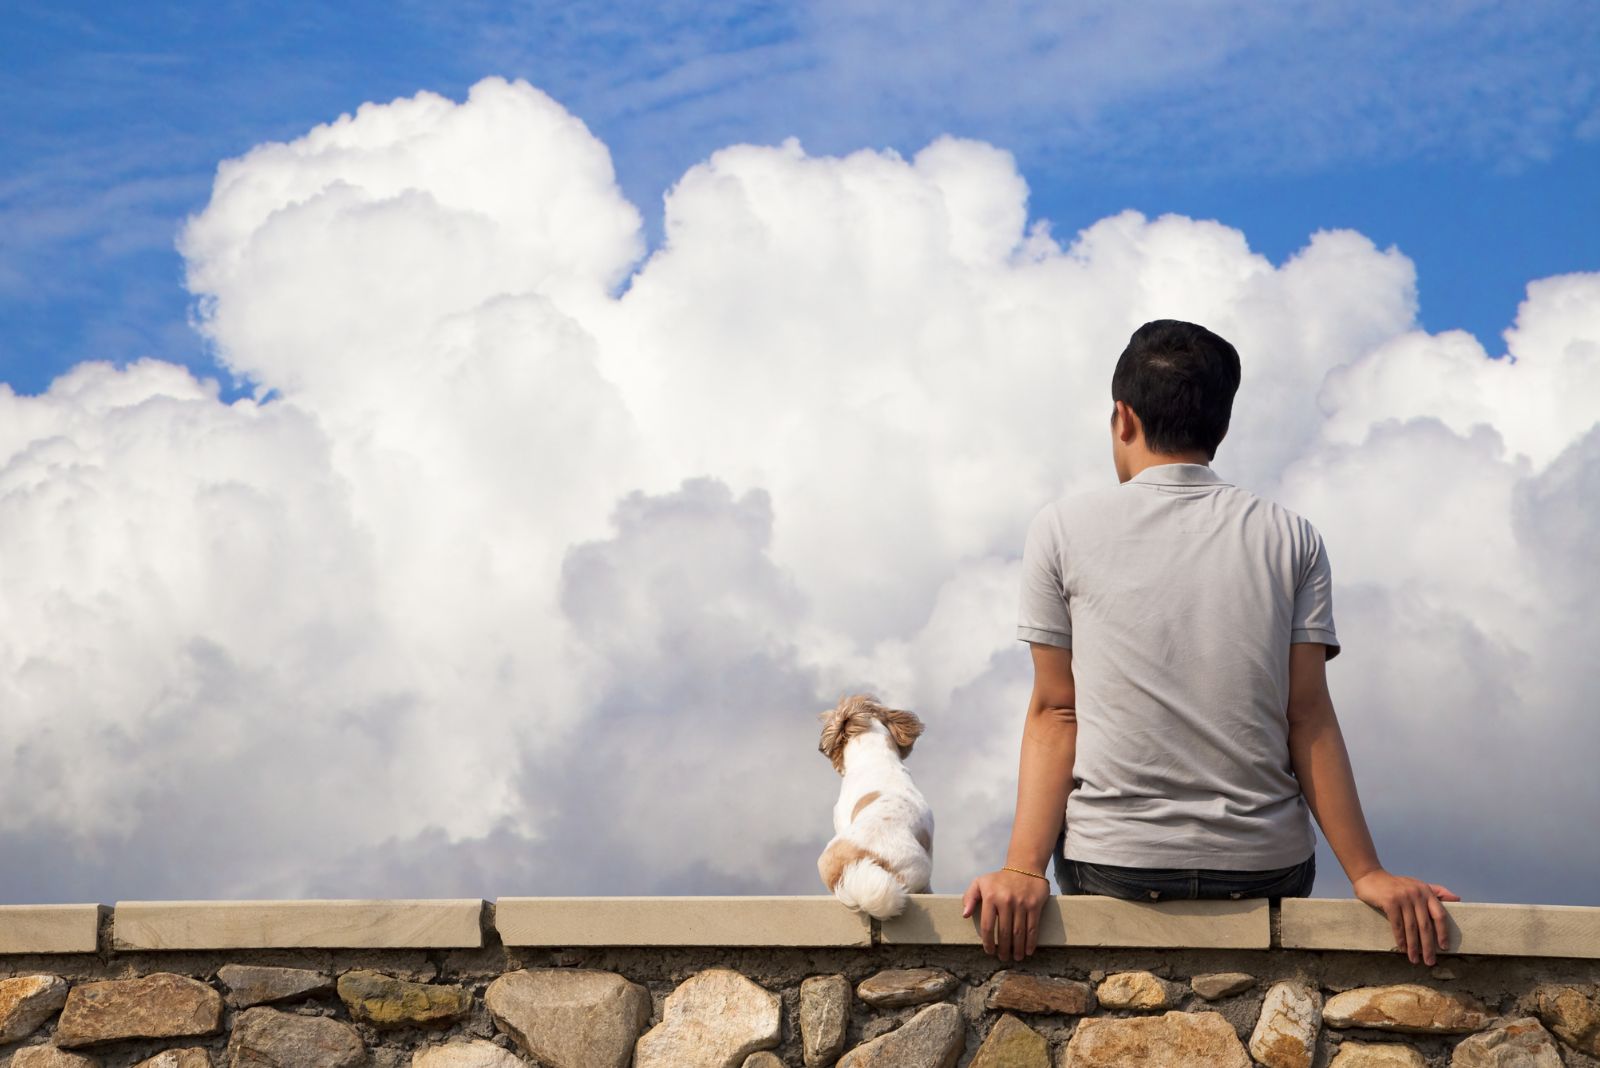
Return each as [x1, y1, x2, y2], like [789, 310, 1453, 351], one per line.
[1347, 863, 1385, 884]
[1004, 849, 1054, 877]
[1001, 865, 1050, 882]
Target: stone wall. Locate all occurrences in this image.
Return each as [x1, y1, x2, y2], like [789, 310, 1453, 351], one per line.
[3, 896, 1599, 1067]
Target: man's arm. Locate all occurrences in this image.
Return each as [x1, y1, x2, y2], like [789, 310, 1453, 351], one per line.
[961, 641, 1076, 961]
[1286, 642, 1460, 965]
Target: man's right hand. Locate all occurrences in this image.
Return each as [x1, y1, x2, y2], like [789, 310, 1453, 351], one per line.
[1351, 868, 1461, 966]
[961, 868, 1053, 961]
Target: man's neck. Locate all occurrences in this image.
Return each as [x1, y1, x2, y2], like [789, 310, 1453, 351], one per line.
[1124, 448, 1211, 480]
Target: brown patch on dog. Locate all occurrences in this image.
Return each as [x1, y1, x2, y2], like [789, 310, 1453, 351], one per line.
[851, 791, 881, 821]
[817, 838, 901, 891]
[817, 694, 926, 773]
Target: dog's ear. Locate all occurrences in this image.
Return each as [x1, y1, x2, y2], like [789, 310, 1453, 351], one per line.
[876, 705, 925, 758]
[817, 698, 855, 774]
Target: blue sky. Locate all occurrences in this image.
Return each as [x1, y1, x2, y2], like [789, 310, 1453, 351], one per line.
[3, 1, 1597, 397]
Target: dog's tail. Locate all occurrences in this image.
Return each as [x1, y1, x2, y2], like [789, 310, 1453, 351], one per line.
[834, 857, 908, 920]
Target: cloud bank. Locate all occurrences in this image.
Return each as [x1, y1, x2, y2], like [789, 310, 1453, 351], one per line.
[2, 76, 1596, 904]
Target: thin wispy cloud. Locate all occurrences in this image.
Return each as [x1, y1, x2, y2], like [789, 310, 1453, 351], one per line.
[428, 0, 1600, 178]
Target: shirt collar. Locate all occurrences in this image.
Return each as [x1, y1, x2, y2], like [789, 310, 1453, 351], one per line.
[1127, 462, 1229, 487]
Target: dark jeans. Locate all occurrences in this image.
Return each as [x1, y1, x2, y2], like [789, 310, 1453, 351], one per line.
[1050, 826, 1316, 901]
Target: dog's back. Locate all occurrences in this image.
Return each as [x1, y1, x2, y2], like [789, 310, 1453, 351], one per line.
[820, 795, 933, 918]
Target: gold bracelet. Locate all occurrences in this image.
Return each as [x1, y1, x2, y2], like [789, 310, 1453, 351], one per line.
[1002, 865, 1048, 881]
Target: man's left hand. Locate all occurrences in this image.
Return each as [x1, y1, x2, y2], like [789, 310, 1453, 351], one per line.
[961, 868, 1052, 961]
[1351, 868, 1460, 966]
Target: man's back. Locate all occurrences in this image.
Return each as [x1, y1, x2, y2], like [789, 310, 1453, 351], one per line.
[1018, 461, 1338, 870]
[969, 320, 1453, 968]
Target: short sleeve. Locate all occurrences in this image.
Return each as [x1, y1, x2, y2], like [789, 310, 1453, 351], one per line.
[1017, 506, 1073, 648]
[1291, 526, 1341, 659]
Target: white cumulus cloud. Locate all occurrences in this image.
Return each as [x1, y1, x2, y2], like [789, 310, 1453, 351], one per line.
[1, 75, 1596, 905]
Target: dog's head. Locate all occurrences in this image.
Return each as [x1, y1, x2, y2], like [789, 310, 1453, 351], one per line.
[817, 693, 925, 774]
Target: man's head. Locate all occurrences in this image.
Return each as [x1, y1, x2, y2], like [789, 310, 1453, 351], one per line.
[1109, 319, 1241, 481]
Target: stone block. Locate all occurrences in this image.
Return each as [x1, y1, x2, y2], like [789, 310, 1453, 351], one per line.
[1095, 971, 1170, 1010]
[1280, 899, 1600, 958]
[800, 974, 851, 1066]
[985, 972, 1093, 1015]
[1323, 984, 1488, 1035]
[494, 895, 871, 946]
[1191, 972, 1255, 1000]
[856, 968, 955, 1008]
[1329, 1042, 1427, 1067]
[112, 899, 483, 949]
[969, 1013, 1048, 1068]
[838, 1002, 963, 1068]
[877, 894, 1268, 947]
[1450, 1017, 1561, 1067]
[54, 973, 223, 1049]
[1249, 981, 1322, 1068]
[131, 1051, 212, 1068]
[485, 968, 649, 1068]
[0, 905, 103, 954]
[633, 968, 781, 1068]
[412, 1039, 527, 1067]
[1063, 1010, 1251, 1067]
[0, 974, 70, 1044]
[225, 1005, 366, 1067]
[1530, 983, 1600, 1055]
[336, 969, 472, 1028]
[214, 964, 332, 1008]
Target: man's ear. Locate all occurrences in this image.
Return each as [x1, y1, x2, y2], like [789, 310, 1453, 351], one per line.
[1113, 400, 1141, 445]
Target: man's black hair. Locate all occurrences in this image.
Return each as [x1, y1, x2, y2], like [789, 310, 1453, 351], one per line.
[1111, 319, 1241, 460]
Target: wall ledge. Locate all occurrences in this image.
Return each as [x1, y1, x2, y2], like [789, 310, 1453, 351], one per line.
[109, 898, 485, 951]
[1, 896, 1596, 957]
[1282, 897, 1600, 958]
[879, 895, 1268, 948]
[0, 904, 105, 955]
[495, 895, 872, 947]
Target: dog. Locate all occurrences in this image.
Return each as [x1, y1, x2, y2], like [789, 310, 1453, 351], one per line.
[816, 693, 934, 919]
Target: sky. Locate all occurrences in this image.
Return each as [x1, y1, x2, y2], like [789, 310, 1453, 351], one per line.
[1, 2, 1598, 907]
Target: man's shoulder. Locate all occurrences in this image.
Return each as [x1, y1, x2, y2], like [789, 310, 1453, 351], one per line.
[1032, 480, 1328, 546]
[1031, 485, 1127, 534]
[1227, 483, 1323, 537]
[1036, 485, 1126, 514]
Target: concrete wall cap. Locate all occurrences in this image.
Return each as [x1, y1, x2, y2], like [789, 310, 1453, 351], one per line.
[879, 894, 1270, 948]
[0, 904, 106, 955]
[1280, 898, 1600, 958]
[3, 896, 1596, 958]
[111, 899, 485, 950]
[494, 895, 873, 947]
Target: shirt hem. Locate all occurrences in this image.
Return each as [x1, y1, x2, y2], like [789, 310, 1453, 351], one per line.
[1017, 625, 1072, 647]
[1064, 839, 1315, 871]
[1290, 627, 1341, 659]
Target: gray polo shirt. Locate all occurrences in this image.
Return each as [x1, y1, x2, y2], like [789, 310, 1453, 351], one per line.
[1017, 462, 1338, 870]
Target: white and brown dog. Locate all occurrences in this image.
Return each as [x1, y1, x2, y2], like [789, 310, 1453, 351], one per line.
[816, 694, 933, 919]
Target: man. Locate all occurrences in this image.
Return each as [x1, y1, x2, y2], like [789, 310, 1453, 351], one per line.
[961, 319, 1459, 965]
